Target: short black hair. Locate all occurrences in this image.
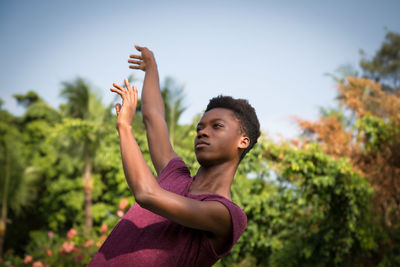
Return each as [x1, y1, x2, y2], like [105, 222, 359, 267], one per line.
[205, 95, 260, 161]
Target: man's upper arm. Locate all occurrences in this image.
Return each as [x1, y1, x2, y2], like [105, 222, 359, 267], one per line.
[143, 111, 178, 174]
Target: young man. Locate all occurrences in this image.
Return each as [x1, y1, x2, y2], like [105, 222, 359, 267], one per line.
[88, 45, 260, 266]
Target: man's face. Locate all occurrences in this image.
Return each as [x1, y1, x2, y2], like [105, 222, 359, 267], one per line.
[194, 108, 246, 167]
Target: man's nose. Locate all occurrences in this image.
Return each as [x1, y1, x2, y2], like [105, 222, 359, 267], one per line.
[197, 127, 209, 138]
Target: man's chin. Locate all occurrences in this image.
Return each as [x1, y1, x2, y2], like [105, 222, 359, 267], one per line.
[196, 154, 212, 167]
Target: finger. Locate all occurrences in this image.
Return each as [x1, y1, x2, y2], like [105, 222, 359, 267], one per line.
[132, 84, 138, 106]
[129, 65, 142, 69]
[128, 82, 136, 101]
[115, 103, 121, 115]
[113, 83, 126, 92]
[128, 59, 142, 64]
[129, 54, 142, 59]
[124, 78, 132, 91]
[110, 87, 124, 95]
[134, 44, 143, 51]
[110, 87, 127, 102]
[123, 79, 134, 102]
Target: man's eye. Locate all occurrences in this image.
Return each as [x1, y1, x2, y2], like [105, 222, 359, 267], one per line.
[214, 124, 223, 128]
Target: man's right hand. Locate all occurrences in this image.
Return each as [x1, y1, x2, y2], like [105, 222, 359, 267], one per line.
[128, 45, 156, 72]
[127, 44, 177, 174]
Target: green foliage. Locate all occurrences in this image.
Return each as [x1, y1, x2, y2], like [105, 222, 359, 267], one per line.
[355, 114, 399, 153]
[13, 91, 40, 108]
[220, 139, 373, 266]
[1, 73, 392, 266]
[0, 111, 39, 216]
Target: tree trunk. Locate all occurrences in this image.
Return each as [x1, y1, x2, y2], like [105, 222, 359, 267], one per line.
[83, 155, 93, 236]
[0, 141, 10, 257]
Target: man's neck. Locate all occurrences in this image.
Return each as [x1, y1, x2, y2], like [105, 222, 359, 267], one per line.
[189, 160, 238, 200]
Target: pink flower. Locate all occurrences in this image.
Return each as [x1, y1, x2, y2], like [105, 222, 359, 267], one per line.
[60, 241, 75, 254]
[119, 198, 129, 210]
[85, 240, 94, 247]
[67, 228, 78, 239]
[24, 255, 33, 263]
[117, 210, 124, 217]
[101, 224, 108, 234]
[32, 261, 44, 267]
[48, 231, 54, 239]
[46, 249, 52, 256]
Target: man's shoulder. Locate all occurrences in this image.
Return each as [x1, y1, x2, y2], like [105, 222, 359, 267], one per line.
[159, 157, 191, 177]
[157, 157, 192, 194]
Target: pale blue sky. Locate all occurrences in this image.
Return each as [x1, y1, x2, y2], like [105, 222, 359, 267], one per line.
[1, 0, 399, 138]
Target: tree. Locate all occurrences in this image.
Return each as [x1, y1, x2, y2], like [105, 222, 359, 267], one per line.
[360, 31, 400, 93]
[217, 138, 373, 266]
[297, 77, 400, 264]
[0, 77, 382, 265]
[300, 32, 400, 233]
[59, 78, 107, 236]
[1, 91, 62, 256]
[0, 110, 40, 257]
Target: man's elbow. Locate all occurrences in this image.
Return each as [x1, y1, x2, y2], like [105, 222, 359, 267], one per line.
[134, 191, 147, 207]
[142, 110, 165, 126]
[141, 111, 152, 125]
[142, 111, 165, 128]
[134, 184, 159, 208]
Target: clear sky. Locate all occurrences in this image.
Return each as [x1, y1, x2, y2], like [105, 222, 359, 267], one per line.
[1, 0, 399, 138]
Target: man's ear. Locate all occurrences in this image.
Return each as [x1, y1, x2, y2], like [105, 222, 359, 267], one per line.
[238, 136, 250, 150]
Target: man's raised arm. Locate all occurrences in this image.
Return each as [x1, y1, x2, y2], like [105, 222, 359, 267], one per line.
[128, 45, 177, 174]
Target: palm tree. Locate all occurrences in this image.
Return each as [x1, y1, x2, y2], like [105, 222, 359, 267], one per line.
[60, 77, 106, 236]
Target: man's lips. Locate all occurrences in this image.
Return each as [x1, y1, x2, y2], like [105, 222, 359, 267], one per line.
[195, 140, 210, 148]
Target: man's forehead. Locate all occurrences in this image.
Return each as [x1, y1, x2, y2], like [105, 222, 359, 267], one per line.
[199, 108, 237, 123]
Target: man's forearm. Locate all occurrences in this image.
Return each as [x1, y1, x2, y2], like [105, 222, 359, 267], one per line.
[117, 124, 159, 202]
[141, 60, 165, 118]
